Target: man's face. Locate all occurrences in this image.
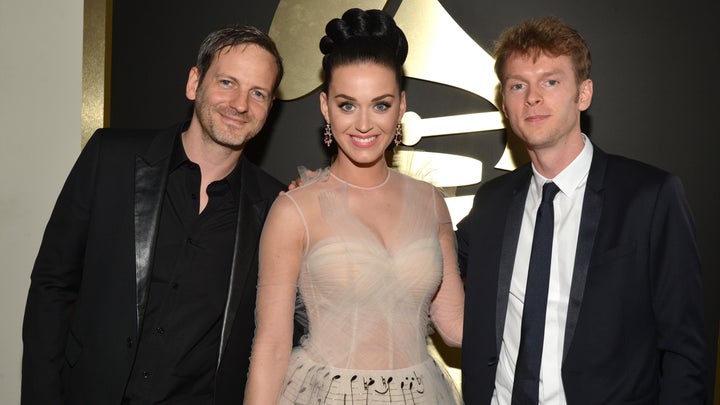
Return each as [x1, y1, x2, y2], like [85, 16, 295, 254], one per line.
[501, 52, 592, 153]
[186, 44, 278, 149]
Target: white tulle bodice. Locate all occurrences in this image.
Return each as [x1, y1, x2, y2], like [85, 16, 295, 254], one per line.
[286, 169, 448, 369]
[300, 235, 442, 369]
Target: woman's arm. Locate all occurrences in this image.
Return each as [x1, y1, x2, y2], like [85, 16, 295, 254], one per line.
[429, 188, 464, 347]
[244, 194, 306, 404]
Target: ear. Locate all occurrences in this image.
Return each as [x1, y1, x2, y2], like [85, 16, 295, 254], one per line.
[399, 90, 407, 120]
[319, 92, 329, 122]
[578, 78, 593, 111]
[498, 81, 508, 118]
[186, 67, 200, 101]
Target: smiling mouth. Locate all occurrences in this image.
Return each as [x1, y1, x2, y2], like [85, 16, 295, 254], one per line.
[220, 114, 248, 127]
[350, 135, 378, 145]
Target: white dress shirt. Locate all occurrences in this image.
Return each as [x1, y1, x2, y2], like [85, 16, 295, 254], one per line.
[492, 136, 593, 405]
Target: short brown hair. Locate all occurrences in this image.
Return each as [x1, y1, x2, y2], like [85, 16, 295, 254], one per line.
[494, 16, 591, 85]
[195, 24, 284, 92]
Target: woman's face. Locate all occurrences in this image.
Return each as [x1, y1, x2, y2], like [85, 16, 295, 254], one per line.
[320, 62, 406, 168]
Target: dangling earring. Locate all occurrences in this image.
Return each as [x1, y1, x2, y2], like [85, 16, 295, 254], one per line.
[394, 123, 403, 146]
[324, 122, 333, 147]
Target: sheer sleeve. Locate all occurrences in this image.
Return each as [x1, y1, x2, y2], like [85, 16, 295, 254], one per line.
[429, 188, 464, 347]
[244, 194, 306, 404]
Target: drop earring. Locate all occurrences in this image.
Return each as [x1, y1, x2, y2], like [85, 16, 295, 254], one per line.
[394, 123, 403, 146]
[324, 122, 333, 147]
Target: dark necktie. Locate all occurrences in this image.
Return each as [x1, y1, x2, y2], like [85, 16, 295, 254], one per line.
[512, 182, 561, 404]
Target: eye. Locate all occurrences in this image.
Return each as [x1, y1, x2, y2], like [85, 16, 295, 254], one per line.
[339, 102, 356, 112]
[547, 79, 559, 86]
[374, 102, 391, 112]
[219, 79, 233, 87]
[251, 89, 267, 100]
[508, 83, 525, 91]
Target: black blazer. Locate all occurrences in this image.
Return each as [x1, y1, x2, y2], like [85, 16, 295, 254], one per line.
[458, 145, 706, 404]
[21, 123, 284, 405]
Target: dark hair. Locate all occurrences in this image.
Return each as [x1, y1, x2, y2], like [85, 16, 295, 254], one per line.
[195, 24, 284, 92]
[319, 8, 408, 93]
[494, 16, 591, 85]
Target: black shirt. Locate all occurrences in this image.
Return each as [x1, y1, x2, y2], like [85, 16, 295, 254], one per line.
[124, 134, 242, 404]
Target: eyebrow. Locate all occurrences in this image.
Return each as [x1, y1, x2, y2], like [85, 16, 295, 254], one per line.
[333, 93, 396, 102]
[506, 68, 567, 82]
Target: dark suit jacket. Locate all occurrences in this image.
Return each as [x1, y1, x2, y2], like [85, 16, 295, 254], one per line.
[21, 123, 284, 405]
[458, 145, 706, 404]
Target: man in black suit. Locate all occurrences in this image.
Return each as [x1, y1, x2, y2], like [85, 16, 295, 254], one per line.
[22, 25, 285, 404]
[459, 16, 707, 404]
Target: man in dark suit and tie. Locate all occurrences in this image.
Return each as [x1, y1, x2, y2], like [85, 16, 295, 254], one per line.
[22, 25, 285, 404]
[458, 16, 707, 404]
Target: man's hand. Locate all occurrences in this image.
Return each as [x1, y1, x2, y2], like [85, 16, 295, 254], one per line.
[280, 167, 319, 195]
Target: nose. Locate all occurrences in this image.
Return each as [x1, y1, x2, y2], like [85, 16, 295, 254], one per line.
[228, 92, 249, 113]
[355, 110, 372, 133]
[525, 86, 542, 107]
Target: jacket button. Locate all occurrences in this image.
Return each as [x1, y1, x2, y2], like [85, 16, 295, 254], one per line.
[127, 337, 133, 348]
[487, 357, 498, 366]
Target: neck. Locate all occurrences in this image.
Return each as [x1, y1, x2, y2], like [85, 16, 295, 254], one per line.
[182, 125, 242, 183]
[330, 159, 389, 189]
[528, 133, 585, 179]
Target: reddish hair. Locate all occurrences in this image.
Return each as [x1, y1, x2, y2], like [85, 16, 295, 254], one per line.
[494, 16, 591, 85]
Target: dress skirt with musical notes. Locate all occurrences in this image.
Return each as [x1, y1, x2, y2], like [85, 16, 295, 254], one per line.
[279, 348, 463, 404]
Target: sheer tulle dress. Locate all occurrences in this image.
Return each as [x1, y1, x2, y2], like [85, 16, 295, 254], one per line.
[249, 168, 464, 404]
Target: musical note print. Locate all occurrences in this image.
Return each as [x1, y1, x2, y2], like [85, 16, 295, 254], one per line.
[324, 375, 341, 402]
[363, 377, 375, 405]
[279, 354, 461, 404]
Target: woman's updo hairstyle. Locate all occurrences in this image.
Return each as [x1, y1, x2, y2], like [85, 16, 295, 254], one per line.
[319, 8, 408, 93]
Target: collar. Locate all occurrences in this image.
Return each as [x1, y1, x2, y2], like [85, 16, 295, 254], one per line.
[169, 121, 192, 171]
[170, 122, 244, 200]
[531, 134, 594, 200]
[225, 157, 244, 200]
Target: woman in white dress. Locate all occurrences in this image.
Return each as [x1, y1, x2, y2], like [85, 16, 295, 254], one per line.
[244, 8, 465, 404]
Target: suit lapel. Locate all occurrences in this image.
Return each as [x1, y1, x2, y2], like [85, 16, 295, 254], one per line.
[562, 145, 607, 361]
[217, 157, 265, 365]
[496, 168, 532, 352]
[133, 127, 177, 331]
